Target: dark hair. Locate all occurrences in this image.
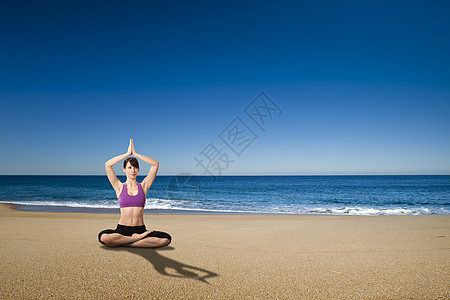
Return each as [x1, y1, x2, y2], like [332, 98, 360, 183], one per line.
[123, 157, 139, 169]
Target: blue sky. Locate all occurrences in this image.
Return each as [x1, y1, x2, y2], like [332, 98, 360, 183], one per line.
[1, 0, 449, 175]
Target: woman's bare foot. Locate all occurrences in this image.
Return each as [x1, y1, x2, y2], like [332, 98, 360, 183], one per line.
[132, 230, 153, 241]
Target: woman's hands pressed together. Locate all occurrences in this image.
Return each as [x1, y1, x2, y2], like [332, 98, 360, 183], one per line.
[127, 138, 137, 156]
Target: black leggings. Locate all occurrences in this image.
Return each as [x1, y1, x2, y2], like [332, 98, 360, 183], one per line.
[98, 224, 172, 246]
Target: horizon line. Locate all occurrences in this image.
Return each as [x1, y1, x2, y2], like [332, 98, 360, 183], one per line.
[0, 173, 449, 176]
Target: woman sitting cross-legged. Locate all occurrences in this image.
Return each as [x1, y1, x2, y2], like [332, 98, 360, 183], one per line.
[98, 139, 171, 248]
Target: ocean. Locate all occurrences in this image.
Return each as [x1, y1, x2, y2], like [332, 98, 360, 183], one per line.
[0, 175, 448, 215]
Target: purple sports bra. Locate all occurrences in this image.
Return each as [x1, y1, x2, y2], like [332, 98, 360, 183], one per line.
[118, 182, 146, 208]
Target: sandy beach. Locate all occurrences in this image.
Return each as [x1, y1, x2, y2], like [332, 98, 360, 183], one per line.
[0, 203, 448, 299]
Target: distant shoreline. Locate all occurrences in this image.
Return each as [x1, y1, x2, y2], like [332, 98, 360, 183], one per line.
[6, 203, 263, 215]
[3, 202, 447, 216]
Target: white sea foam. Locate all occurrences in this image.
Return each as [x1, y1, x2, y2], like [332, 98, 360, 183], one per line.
[0, 200, 119, 209]
[0, 200, 447, 215]
[0, 199, 259, 214]
[301, 206, 444, 215]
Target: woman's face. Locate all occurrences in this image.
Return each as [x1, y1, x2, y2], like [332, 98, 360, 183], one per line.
[123, 162, 139, 178]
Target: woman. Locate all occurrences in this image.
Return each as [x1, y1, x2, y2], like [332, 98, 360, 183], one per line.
[98, 139, 171, 248]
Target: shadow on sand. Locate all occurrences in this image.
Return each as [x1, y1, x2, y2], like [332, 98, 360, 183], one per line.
[100, 245, 218, 284]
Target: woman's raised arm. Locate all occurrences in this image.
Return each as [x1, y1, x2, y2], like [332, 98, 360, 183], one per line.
[104, 139, 133, 190]
[105, 139, 132, 167]
[131, 140, 159, 192]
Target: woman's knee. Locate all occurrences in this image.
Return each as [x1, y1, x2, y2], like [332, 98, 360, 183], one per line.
[100, 234, 117, 247]
[159, 238, 171, 247]
[149, 231, 171, 246]
[98, 229, 116, 246]
[99, 233, 110, 244]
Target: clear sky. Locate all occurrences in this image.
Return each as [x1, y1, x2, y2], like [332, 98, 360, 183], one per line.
[1, 0, 449, 175]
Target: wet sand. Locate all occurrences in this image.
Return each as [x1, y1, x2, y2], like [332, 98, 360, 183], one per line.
[0, 203, 448, 299]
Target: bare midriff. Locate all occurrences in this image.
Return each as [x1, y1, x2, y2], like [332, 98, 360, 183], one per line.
[118, 207, 145, 226]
